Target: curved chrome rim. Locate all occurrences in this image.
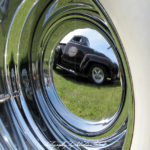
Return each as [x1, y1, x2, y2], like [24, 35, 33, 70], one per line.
[92, 67, 104, 83]
[2, 0, 134, 149]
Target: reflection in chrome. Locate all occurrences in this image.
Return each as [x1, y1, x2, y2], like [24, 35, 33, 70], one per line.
[43, 71, 50, 88]
[57, 64, 78, 76]
[92, 67, 104, 84]
[22, 69, 33, 97]
[0, 0, 11, 25]
[0, 91, 19, 103]
[0, 94, 10, 103]
[0, 0, 134, 150]
[10, 68, 17, 92]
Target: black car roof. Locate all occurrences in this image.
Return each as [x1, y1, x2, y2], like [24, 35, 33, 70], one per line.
[71, 35, 88, 40]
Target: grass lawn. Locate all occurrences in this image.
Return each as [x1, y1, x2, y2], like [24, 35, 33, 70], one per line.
[53, 67, 122, 121]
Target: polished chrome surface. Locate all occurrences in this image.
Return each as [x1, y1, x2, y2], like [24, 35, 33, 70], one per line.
[92, 67, 104, 83]
[0, 0, 134, 150]
[0, 91, 19, 103]
[0, 94, 10, 102]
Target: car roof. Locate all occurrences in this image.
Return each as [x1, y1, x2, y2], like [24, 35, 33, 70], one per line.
[71, 35, 89, 41]
[72, 35, 86, 38]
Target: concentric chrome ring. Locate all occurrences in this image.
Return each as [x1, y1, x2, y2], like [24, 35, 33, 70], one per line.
[4, 0, 134, 149]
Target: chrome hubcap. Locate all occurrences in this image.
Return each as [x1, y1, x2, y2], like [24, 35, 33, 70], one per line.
[2, 0, 134, 150]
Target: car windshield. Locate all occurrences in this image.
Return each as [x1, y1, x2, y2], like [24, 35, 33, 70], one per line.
[71, 36, 90, 47]
[72, 36, 82, 42]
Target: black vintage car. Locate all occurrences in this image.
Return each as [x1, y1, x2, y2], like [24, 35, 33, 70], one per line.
[53, 35, 118, 85]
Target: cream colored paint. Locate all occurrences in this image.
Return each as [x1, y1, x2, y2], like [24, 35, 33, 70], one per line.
[99, 0, 150, 150]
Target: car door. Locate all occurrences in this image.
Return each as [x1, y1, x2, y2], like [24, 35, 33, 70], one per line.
[62, 37, 94, 71]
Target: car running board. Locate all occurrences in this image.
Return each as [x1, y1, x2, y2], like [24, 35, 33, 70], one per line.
[56, 64, 78, 76]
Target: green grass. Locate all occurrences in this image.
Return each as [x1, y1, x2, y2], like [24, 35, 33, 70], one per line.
[53, 67, 122, 121]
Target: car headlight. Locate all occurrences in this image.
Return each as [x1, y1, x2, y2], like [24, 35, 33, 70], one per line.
[68, 46, 78, 57]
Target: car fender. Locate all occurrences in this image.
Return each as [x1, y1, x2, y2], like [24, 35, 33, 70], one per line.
[80, 54, 115, 76]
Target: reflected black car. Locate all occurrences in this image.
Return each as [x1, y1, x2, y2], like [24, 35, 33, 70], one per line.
[53, 35, 118, 85]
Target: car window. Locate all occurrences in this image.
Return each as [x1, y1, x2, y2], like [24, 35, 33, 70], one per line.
[79, 38, 83, 44]
[71, 36, 90, 47]
[83, 38, 90, 47]
[86, 38, 90, 47]
[72, 36, 82, 43]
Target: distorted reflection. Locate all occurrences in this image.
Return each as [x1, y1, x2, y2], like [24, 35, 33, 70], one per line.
[0, 0, 11, 25]
[53, 28, 122, 121]
[22, 69, 33, 100]
[44, 70, 50, 88]
[10, 68, 17, 92]
[43, 0, 59, 26]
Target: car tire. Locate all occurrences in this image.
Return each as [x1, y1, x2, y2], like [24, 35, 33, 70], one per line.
[88, 64, 106, 85]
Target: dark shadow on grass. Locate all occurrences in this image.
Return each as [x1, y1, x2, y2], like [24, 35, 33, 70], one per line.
[53, 67, 121, 88]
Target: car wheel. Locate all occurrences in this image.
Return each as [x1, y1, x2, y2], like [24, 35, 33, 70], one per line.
[88, 64, 106, 85]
